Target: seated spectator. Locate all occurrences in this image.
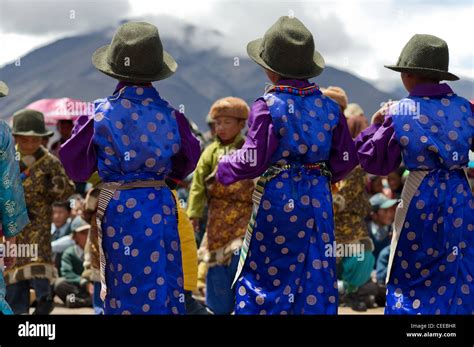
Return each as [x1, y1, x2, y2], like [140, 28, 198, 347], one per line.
[338, 242, 377, 312]
[51, 201, 74, 275]
[367, 193, 398, 259]
[53, 216, 92, 308]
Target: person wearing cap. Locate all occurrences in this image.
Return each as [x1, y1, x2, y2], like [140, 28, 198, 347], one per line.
[4, 108, 75, 314]
[367, 193, 398, 260]
[0, 81, 30, 314]
[356, 34, 474, 314]
[370, 192, 399, 306]
[53, 216, 92, 308]
[58, 21, 200, 315]
[187, 97, 254, 314]
[216, 16, 358, 315]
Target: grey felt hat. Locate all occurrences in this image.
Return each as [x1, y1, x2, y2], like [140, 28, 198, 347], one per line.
[12, 109, 54, 137]
[247, 16, 325, 79]
[92, 21, 177, 82]
[385, 34, 459, 81]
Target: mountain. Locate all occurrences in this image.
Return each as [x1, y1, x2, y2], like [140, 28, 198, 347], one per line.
[1, 20, 471, 130]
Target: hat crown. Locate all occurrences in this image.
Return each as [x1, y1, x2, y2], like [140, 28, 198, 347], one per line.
[107, 22, 164, 78]
[71, 216, 90, 232]
[12, 109, 49, 135]
[260, 16, 316, 77]
[369, 193, 388, 207]
[92, 21, 177, 82]
[385, 33, 458, 80]
[397, 34, 449, 71]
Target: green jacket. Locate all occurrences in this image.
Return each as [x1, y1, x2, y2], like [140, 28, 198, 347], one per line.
[187, 134, 244, 219]
[60, 245, 85, 285]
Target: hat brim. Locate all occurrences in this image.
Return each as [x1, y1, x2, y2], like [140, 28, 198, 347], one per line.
[12, 130, 54, 137]
[73, 224, 90, 233]
[379, 199, 400, 209]
[384, 65, 459, 81]
[247, 38, 325, 79]
[92, 44, 178, 82]
[0, 81, 9, 97]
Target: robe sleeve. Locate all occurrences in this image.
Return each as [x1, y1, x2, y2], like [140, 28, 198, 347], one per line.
[328, 112, 359, 183]
[354, 115, 402, 175]
[168, 111, 201, 182]
[217, 99, 279, 185]
[59, 115, 97, 182]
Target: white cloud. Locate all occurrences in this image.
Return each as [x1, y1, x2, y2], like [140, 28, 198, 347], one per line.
[0, 0, 130, 35]
[0, 0, 130, 69]
[130, 0, 473, 84]
[322, 0, 474, 88]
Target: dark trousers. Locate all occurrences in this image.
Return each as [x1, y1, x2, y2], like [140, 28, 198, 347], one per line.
[206, 252, 239, 315]
[6, 279, 53, 315]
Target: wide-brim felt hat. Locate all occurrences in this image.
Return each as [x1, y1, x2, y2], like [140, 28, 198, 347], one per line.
[247, 16, 325, 79]
[92, 21, 177, 82]
[385, 34, 459, 81]
[0, 81, 8, 97]
[12, 109, 54, 137]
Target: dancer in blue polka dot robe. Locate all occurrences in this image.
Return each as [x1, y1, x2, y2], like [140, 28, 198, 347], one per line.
[356, 34, 474, 314]
[217, 17, 358, 314]
[60, 22, 200, 314]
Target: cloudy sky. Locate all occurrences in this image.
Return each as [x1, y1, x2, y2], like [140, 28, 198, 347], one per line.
[0, 0, 472, 91]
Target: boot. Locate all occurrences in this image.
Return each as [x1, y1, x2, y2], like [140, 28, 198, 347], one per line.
[32, 296, 55, 315]
[185, 291, 209, 315]
[344, 292, 368, 312]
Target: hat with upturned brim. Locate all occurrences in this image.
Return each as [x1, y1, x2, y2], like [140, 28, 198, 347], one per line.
[385, 34, 459, 81]
[0, 81, 8, 97]
[209, 97, 250, 121]
[92, 21, 177, 82]
[12, 109, 54, 137]
[247, 16, 325, 79]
